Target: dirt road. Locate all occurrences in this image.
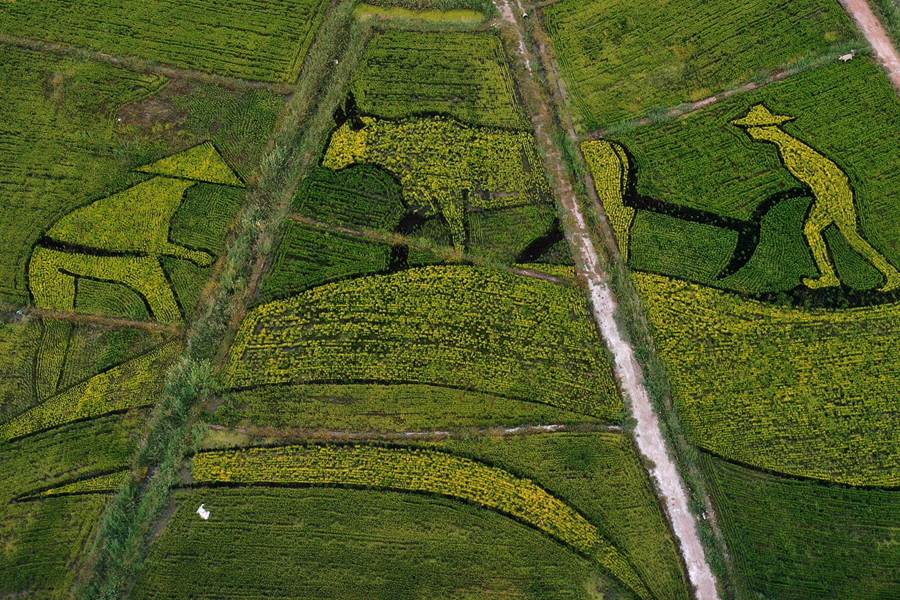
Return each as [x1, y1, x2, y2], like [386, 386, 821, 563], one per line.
[493, 2, 720, 598]
[840, 0, 900, 89]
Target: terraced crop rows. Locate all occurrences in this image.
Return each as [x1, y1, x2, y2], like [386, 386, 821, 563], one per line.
[0, 33, 282, 599]
[13, 0, 897, 596]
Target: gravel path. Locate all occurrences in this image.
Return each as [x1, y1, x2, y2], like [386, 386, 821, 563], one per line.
[840, 0, 900, 89]
[493, 2, 720, 598]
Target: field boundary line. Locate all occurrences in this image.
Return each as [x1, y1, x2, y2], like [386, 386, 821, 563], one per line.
[493, 1, 720, 598]
[839, 0, 900, 89]
[206, 421, 620, 443]
[0, 33, 295, 95]
[697, 447, 900, 492]
[1, 307, 181, 334]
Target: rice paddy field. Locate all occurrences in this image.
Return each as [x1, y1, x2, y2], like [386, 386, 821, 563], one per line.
[1, 0, 898, 598]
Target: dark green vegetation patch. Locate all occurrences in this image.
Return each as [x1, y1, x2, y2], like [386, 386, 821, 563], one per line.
[352, 30, 526, 129]
[701, 453, 900, 600]
[134, 487, 626, 600]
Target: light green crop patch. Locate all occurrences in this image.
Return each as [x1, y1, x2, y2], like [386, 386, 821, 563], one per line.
[353, 3, 485, 24]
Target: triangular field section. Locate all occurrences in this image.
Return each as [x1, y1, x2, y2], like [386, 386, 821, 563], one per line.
[135, 141, 244, 187]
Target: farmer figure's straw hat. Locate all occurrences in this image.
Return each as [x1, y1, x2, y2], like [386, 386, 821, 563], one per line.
[730, 104, 794, 127]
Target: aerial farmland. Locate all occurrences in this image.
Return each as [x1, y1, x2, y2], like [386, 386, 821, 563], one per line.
[0, 0, 897, 599]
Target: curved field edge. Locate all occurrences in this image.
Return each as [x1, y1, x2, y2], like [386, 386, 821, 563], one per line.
[435, 431, 691, 600]
[224, 266, 623, 420]
[213, 381, 604, 433]
[13, 469, 132, 502]
[699, 451, 900, 599]
[0, 341, 181, 442]
[132, 486, 628, 599]
[634, 272, 900, 486]
[189, 443, 651, 599]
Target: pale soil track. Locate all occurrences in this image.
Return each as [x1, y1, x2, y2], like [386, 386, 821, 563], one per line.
[207, 421, 621, 443]
[840, 0, 900, 89]
[2, 307, 181, 335]
[494, 2, 719, 598]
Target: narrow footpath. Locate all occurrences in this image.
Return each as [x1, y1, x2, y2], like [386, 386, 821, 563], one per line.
[494, 2, 720, 598]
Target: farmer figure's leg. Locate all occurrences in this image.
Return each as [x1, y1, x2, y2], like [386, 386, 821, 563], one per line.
[802, 208, 840, 289]
[834, 219, 900, 292]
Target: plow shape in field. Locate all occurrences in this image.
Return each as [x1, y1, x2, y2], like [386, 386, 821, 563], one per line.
[585, 103, 900, 302]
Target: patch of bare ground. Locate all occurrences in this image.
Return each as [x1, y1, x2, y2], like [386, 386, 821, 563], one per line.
[840, 0, 900, 89]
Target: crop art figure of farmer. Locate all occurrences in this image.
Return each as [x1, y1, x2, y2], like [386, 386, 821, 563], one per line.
[29, 142, 243, 324]
[731, 104, 900, 292]
[27, 142, 243, 399]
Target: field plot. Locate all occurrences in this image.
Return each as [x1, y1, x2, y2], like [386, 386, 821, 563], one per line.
[543, 0, 860, 129]
[225, 266, 621, 421]
[603, 58, 900, 298]
[0, 318, 177, 598]
[0, 409, 146, 597]
[134, 431, 690, 599]
[0, 0, 328, 82]
[635, 273, 899, 486]
[324, 115, 551, 246]
[437, 433, 690, 600]
[258, 221, 392, 302]
[292, 165, 407, 232]
[580, 51, 900, 489]
[0, 8, 700, 597]
[0, 30, 282, 598]
[0, 44, 281, 315]
[135, 487, 625, 600]
[573, 27, 900, 594]
[184, 20, 684, 596]
[613, 57, 898, 251]
[700, 452, 900, 599]
[352, 30, 526, 128]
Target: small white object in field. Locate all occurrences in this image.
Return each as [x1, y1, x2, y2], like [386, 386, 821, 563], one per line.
[522, 12, 528, 17]
[197, 504, 211, 520]
[839, 52, 855, 62]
